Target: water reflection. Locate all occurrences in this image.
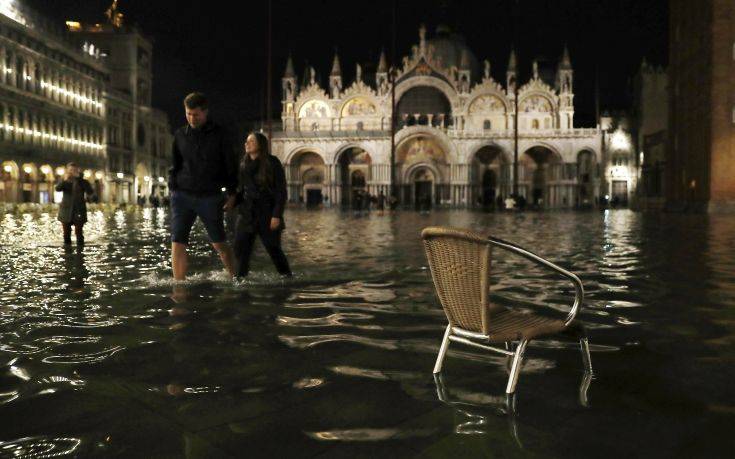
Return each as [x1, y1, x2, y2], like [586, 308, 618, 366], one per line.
[1, 209, 734, 456]
[62, 245, 88, 294]
[0, 436, 81, 458]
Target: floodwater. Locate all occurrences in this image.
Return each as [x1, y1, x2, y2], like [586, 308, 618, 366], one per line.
[0, 207, 734, 457]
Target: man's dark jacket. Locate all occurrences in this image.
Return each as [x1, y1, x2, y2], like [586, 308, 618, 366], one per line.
[168, 121, 237, 195]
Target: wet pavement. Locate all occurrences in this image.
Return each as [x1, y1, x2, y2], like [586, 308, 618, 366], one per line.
[0, 207, 734, 457]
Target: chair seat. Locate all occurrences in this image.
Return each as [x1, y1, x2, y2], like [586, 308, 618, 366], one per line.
[483, 308, 567, 343]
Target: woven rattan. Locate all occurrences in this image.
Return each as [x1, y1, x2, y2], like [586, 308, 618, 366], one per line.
[421, 225, 592, 394]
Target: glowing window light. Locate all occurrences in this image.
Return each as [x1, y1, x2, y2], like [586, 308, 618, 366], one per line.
[611, 131, 630, 151]
[116, 172, 124, 179]
[4, 68, 12, 74]
[56, 167, 65, 176]
[24, 75, 31, 81]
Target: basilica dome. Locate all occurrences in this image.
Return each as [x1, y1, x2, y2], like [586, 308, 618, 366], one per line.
[427, 25, 480, 79]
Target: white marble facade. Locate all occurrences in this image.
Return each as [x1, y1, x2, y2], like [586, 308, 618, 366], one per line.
[274, 25, 622, 209]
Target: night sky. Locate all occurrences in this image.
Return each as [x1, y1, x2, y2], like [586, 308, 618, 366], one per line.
[29, 0, 668, 130]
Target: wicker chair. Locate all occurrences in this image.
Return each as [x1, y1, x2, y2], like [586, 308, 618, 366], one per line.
[422, 226, 592, 394]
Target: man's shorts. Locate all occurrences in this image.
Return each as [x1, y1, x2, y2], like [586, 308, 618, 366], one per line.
[170, 190, 226, 244]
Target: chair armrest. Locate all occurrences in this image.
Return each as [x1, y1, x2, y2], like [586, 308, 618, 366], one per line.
[488, 236, 584, 327]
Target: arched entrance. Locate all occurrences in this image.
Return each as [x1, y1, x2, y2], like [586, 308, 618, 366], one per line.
[302, 167, 324, 207]
[1, 161, 19, 203]
[38, 165, 54, 204]
[396, 135, 449, 207]
[519, 146, 562, 208]
[411, 167, 435, 210]
[482, 170, 497, 205]
[289, 150, 326, 206]
[396, 86, 452, 128]
[336, 147, 371, 208]
[471, 145, 509, 208]
[20, 163, 37, 203]
[576, 150, 596, 208]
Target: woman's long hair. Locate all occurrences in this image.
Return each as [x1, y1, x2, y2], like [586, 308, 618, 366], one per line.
[244, 132, 274, 189]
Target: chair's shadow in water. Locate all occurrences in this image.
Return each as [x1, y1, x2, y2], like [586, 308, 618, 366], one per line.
[433, 371, 594, 448]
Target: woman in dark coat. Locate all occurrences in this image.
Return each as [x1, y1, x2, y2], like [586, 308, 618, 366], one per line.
[230, 132, 292, 278]
[56, 162, 95, 245]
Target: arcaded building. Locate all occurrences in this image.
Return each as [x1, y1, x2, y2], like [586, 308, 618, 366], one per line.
[272, 25, 635, 209]
[0, 1, 172, 204]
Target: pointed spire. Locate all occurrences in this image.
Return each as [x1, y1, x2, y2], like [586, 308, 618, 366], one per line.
[560, 44, 572, 69]
[284, 54, 295, 78]
[419, 23, 428, 55]
[377, 49, 387, 73]
[459, 49, 470, 70]
[507, 48, 517, 71]
[330, 51, 341, 76]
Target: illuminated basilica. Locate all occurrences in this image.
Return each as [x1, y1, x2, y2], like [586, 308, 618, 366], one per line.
[273, 25, 635, 208]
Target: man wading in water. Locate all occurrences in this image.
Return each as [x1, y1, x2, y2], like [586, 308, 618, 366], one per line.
[168, 92, 237, 280]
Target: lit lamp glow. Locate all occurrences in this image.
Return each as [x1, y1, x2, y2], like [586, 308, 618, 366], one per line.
[40, 165, 51, 175]
[83, 170, 92, 178]
[143, 176, 150, 182]
[157, 176, 164, 183]
[95, 171, 104, 180]
[23, 165, 32, 174]
[611, 131, 630, 151]
[56, 167, 65, 176]
[3, 165, 12, 173]
[116, 172, 124, 179]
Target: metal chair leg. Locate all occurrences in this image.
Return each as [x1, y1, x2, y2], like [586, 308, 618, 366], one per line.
[579, 337, 593, 373]
[433, 324, 452, 374]
[505, 340, 528, 394]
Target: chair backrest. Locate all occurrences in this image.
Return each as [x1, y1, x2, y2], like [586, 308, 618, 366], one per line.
[422, 226, 492, 334]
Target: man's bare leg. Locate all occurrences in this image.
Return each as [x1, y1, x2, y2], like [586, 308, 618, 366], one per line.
[212, 242, 235, 277]
[172, 242, 188, 281]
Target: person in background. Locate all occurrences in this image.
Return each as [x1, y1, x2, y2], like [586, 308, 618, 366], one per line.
[56, 162, 95, 246]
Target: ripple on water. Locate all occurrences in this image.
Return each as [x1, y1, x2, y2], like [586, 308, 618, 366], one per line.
[2, 208, 735, 455]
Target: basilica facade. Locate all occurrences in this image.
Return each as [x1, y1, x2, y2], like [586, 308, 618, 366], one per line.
[273, 25, 634, 209]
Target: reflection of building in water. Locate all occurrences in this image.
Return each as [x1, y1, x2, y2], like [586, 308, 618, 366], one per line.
[273, 25, 634, 209]
[0, 1, 172, 204]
